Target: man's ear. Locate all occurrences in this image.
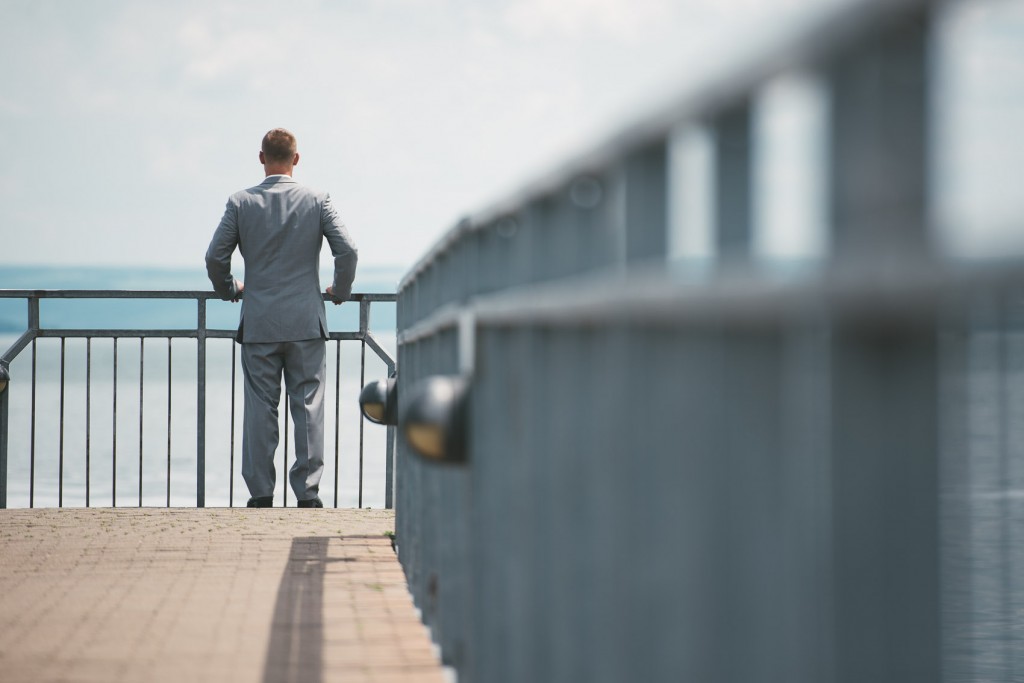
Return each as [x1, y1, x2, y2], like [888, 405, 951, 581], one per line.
[259, 151, 266, 165]
[293, 152, 300, 166]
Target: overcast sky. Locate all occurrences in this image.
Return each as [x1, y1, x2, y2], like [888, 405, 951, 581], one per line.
[0, 0, 1021, 272]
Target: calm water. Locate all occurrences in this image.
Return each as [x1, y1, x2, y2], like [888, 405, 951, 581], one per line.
[943, 330, 1024, 681]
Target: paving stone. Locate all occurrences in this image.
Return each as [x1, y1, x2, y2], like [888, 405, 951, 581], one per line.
[0, 508, 447, 683]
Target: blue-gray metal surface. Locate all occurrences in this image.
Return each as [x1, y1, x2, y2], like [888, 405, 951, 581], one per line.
[86, 339, 92, 507]
[0, 290, 396, 509]
[715, 103, 752, 264]
[112, 338, 118, 505]
[390, 0, 1022, 680]
[197, 298, 207, 507]
[0, 368, 7, 509]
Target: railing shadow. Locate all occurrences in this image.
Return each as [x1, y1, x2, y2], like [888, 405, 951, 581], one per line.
[262, 536, 357, 683]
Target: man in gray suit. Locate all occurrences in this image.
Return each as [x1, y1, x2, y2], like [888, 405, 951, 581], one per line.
[206, 128, 358, 508]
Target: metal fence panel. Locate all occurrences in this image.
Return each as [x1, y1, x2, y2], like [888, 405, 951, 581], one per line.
[0, 291, 395, 508]
[390, 0, 1022, 680]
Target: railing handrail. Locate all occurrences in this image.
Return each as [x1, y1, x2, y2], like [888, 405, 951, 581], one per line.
[397, 259, 1024, 348]
[0, 289, 397, 301]
[0, 290, 398, 365]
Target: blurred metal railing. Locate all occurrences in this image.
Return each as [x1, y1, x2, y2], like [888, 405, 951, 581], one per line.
[388, 0, 1024, 681]
[0, 290, 396, 509]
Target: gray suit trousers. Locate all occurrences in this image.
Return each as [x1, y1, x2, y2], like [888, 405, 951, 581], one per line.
[240, 339, 326, 501]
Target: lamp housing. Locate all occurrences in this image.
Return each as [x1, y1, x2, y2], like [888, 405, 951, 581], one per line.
[399, 375, 468, 464]
[359, 377, 398, 426]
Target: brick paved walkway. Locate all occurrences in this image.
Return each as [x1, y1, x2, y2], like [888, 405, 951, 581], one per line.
[0, 508, 446, 683]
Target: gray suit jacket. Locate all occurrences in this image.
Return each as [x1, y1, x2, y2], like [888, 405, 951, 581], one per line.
[205, 175, 358, 343]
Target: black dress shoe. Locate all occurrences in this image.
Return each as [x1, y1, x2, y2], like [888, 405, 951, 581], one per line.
[246, 496, 274, 508]
[297, 496, 323, 508]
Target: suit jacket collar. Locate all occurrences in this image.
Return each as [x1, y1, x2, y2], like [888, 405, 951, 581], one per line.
[260, 174, 297, 185]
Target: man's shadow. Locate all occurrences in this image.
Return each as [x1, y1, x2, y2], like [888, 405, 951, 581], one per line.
[262, 537, 355, 683]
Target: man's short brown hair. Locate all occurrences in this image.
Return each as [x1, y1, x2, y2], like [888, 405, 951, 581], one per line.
[262, 128, 297, 163]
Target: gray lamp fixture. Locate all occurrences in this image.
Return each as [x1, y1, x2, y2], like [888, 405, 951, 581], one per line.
[399, 375, 468, 463]
[359, 376, 398, 426]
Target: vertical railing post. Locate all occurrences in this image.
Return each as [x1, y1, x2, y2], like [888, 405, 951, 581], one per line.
[714, 102, 753, 266]
[86, 339, 92, 507]
[138, 339, 144, 507]
[623, 140, 669, 265]
[358, 341, 366, 509]
[112, 338, 118, 507]
[28, 297, 39, 509]
[0, 360, 9, 509]
[359, 298, 370, 508]
[27, 297, 39, 334]
[59, 338, 66, 507]
[229, 341, 235, 508]
[385, 423, 395, 510]
[196, 297, 207, 507]
[0, 295, 25, 509]
[333, 339, 340, 509]
[826, 7, 939, 681]
[827, 6, 930, 266]
[167, 337, 172, 508]
[359, 297, 370, 336]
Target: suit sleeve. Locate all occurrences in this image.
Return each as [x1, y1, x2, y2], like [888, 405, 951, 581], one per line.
[321, 193, 358, 303]
[205, 198, 243, 301]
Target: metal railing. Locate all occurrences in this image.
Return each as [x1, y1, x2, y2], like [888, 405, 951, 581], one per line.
[389, 0, 1024, 681]
[0, 290, 396, 509]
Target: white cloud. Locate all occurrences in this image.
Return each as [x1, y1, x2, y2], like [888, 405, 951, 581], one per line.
[502, 0, 675, 41]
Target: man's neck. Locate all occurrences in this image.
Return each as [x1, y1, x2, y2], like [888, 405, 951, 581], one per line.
[264, 167, 293, 177]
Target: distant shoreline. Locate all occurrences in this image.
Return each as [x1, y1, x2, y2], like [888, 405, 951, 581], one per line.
[0, 264, 401, 333]
[0, 262, 405, 292]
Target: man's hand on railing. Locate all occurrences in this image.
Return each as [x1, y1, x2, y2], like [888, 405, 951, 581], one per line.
[232, 281, 244, 303]
[326, 285, 343, 305]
